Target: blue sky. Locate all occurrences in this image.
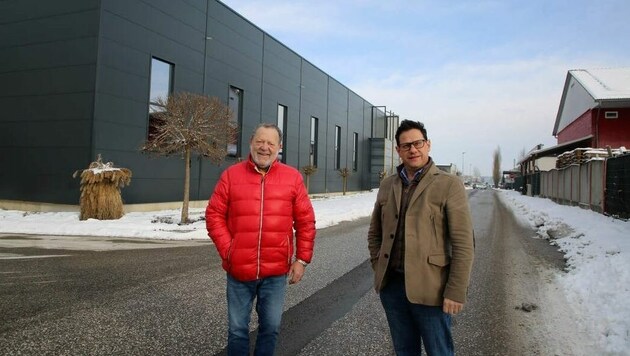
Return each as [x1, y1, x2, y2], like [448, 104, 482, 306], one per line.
[220, 0, 630, 176]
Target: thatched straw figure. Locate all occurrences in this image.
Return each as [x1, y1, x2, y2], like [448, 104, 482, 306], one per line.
[73, 155, 132, 220]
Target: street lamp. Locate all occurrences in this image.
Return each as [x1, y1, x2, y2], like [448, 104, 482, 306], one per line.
[462, 152, 466, 177]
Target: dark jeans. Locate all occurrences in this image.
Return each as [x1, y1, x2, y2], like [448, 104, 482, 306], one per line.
[379, 272, 454, 356]
[226, 274, 287, 356]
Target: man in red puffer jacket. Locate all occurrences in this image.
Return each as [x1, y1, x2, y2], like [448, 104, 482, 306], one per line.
[206, 123, 316, 356]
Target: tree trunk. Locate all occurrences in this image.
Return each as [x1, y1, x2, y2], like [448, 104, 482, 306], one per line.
[181, 147, 191, 224]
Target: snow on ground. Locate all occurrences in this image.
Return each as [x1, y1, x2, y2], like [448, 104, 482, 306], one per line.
[498, 190, 630, 355]
[1, 188, 628, 353]
[0, 191, 379, 240]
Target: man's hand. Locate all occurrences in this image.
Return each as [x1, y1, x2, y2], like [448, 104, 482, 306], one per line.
[287, 261, 306, 284]
[443, 298, 464, 316]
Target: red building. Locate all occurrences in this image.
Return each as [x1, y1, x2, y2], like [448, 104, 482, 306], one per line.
[517, 68, 630, 197]
[553, 68, 630, 148]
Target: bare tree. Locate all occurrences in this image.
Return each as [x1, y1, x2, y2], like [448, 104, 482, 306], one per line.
[142, 92, 236, 224]
[338, 168, 351, 195]
[301, 165, 317, 194]
[493, 146, 502, 188]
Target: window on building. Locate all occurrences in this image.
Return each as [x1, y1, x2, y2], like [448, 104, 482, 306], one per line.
[228, 86, 243, 157]
[277, 104, 287, 162]
[148, 57, 173, 141]
[335, 125, 341, 170]
[310, 117, 318, 167]
[605, 111, 619, 119]
[352, 132, 358, 171]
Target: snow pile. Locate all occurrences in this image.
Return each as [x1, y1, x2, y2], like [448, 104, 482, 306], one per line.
[498, 190, 630, 354]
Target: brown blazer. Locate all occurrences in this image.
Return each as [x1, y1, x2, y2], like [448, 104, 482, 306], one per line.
[367, 162, 474, 305]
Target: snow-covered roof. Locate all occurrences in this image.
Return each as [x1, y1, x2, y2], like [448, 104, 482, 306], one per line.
[569, 67, 630, 100]
[553, 67, 630, 135]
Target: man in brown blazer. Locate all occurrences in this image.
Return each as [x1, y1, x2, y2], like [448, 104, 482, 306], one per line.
[368, 120, 474, 355]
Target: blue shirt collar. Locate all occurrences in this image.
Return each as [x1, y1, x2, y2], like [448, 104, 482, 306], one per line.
[397, 165, 423, 185]
[397, 158, 432, 185]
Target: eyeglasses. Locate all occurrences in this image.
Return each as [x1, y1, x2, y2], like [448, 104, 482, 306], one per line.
[398, 139, 427, 151]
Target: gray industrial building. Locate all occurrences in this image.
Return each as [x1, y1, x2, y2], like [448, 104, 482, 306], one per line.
[0, 0, 399, 207]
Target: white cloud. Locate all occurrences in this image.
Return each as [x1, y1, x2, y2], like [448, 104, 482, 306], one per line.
[220, 0, 630, 175]
[350, 57, 569, 173]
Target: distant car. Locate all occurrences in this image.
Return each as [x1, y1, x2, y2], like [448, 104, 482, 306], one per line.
[476, 183, 488, 190]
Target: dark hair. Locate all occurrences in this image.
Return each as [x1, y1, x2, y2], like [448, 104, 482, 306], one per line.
[395, 120, 428, 145]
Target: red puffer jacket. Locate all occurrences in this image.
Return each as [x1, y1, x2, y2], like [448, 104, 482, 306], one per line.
[205, 156, 316, 282]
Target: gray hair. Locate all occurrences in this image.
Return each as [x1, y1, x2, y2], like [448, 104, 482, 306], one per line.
[250, 123, 283, 144]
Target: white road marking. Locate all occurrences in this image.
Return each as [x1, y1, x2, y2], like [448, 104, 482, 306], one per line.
[0, 254, 71, 260]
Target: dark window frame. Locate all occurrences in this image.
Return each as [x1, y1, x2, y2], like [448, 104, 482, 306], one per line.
[147, 57, 174, 141]
[352, 132, 358, 171]
[310, 116, 318, 167]
[277, 104, 288, 163]
[334, 125, 341, 170]
[227, 85, 243, 157]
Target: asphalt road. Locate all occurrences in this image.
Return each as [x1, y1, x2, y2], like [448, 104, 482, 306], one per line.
[0, 190, 568, 355]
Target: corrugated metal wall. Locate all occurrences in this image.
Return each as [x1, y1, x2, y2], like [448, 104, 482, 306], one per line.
[1, 0, 389, 205]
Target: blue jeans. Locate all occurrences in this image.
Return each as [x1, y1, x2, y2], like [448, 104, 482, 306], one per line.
[226, 273, 287, 356]
[379, 272, 453, 356]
